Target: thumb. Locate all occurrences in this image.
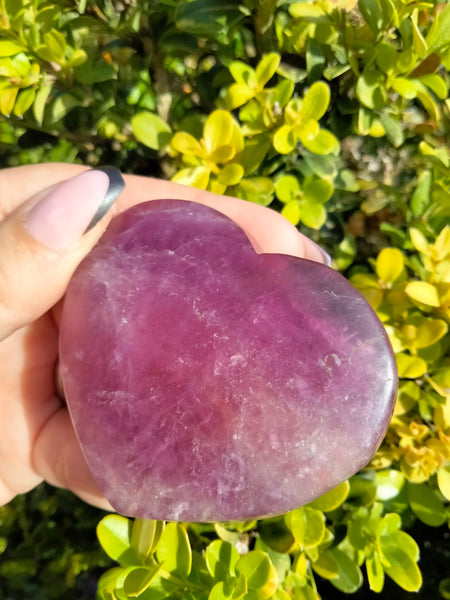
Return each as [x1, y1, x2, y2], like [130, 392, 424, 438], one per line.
[0, 167, 125, 341]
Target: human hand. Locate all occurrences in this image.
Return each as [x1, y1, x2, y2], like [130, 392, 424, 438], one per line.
[0, 163, 330, 510]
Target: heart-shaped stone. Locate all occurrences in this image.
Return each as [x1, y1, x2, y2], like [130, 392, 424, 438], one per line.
[60, 200, 396, 522]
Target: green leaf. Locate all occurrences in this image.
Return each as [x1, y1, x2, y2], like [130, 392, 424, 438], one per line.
[324, 63, 351, 80]
[328, 548, 363, 593]
[39, 30, 66, 63]
[0, 40, 25, 56]
[254, 539, 291, 582]
[379, 0, 397, 27]
[379, 114, 404, 148]
[209, 575, 247, 600]
[172, 131, 202, 156]
[407, 482, 447, 526]
[378, 513, 402, 537]
[210, 145, 236, 164]
[434, 223, 450, 260]
[10, 52, 31, 77]
[131, 112, 172, 150]
[411, 16, 427, 56]
[439, 578, 450, 600]
[131, 519, 165, 562]
[366, 552, 384, 592]
[289, 3, 326, 18]
[238, 135, 271, 175]
[229, 61, 256, 86]
[426, 2, 450, 53]
[437, 466, 450, 501]
[275, 174, 300, 204]
[349, 475, 377, 506]
[33, 82, 52, 126]
[175, 0, 245, 37]
[410, 227, 429, 253]
[258, 517, 296, 554]
[156, 523, 192, 579]
[255, 53, 280, 88]
[123, 564, 163, 597]
[12, 86, 35, 116]
[309, 480, 350, 512]
[275, 79, 294, 108]
[415, 84, 440, 121]
[297, 119, 320, 144]
[172, 165, 211, 189]
[67, 48, 87, 68]
[303, 177, 333, 204]
[209, 580, 235, 600]
[217, 163, 244, 186]
[405, 281, 440, 307]
[299, 201, 327, 229]
[224, 83, 255, 110]
[375, 469, 405, 501]
[97, 566, 130, 600]
[204, 109, 242, 155]
[281, 200, 301, 225]
[396, 353, 427, 378]
[411, 170, 432, 218]
[311, 550, 339, 580]
[375, 43, 397, 74]
[236, 177, 274, 206]
[306, 38, 325, 81]
[333, 234, 357, 271]
[74, 57, 117, 84]
[302, 129, 339, 155]
[300, 81, 330, 122]
[375, 248, 404, 284]
[358, 0, 383, 34]
[413, 318, 448, 349]
[303, 152, 338, 179]
[417, 74, 448, 100]
[205, 540, 239, 581]
[273, 124, 296, 154]
[235, 551, 273, 591]
[50, 93, 81, 121]
[289, 507, 325, 548]
[0, 84, 18, 116]
[381, 538, 422, 592]
[391, 77, 417, 99]
[97, 515, 135, 566]
[356, 70, 387, 109]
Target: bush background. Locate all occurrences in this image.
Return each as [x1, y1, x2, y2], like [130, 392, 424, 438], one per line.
[0, 0, 449, 598]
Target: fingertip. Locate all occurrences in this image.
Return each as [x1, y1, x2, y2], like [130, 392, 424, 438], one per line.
[25, 167, 124, 250]
[0, 167, 125, 341]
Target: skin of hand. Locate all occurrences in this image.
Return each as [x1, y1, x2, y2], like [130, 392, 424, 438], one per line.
[0, 162, 329, 511]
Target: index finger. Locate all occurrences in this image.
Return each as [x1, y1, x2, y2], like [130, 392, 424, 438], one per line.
[0, 163, 329, 263]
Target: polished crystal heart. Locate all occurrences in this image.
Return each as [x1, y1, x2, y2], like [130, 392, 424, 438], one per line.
[60, 200, 397, 522]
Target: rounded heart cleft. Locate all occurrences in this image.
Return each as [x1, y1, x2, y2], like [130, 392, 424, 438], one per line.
[60, 200, 397, 522]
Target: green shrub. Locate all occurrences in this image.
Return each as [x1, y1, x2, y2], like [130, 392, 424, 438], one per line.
[0, 0, 449, 598]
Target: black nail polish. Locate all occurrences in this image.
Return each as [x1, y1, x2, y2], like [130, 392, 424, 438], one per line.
[84, 166, 125, 233]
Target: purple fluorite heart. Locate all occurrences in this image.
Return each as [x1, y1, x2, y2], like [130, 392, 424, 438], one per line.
[60, 200, 396, 521]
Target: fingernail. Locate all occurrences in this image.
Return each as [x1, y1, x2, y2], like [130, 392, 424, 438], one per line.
[25, 166, 125, 250]
[312, 242, 332, 266]
[319, 248, 332, 267]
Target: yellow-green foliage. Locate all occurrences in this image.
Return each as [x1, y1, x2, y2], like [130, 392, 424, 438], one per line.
[1, 0, 449, 598]
[351, 225, 450, 498]
[95, 481, 424, 599]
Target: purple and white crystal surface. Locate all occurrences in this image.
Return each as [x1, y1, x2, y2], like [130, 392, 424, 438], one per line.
[60, 200, 397, 522]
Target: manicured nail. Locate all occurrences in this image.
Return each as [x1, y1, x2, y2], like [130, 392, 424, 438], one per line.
[310, 240, 332, 266]
[319, 247, 332, 267]
[26, 167, 125, 250]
